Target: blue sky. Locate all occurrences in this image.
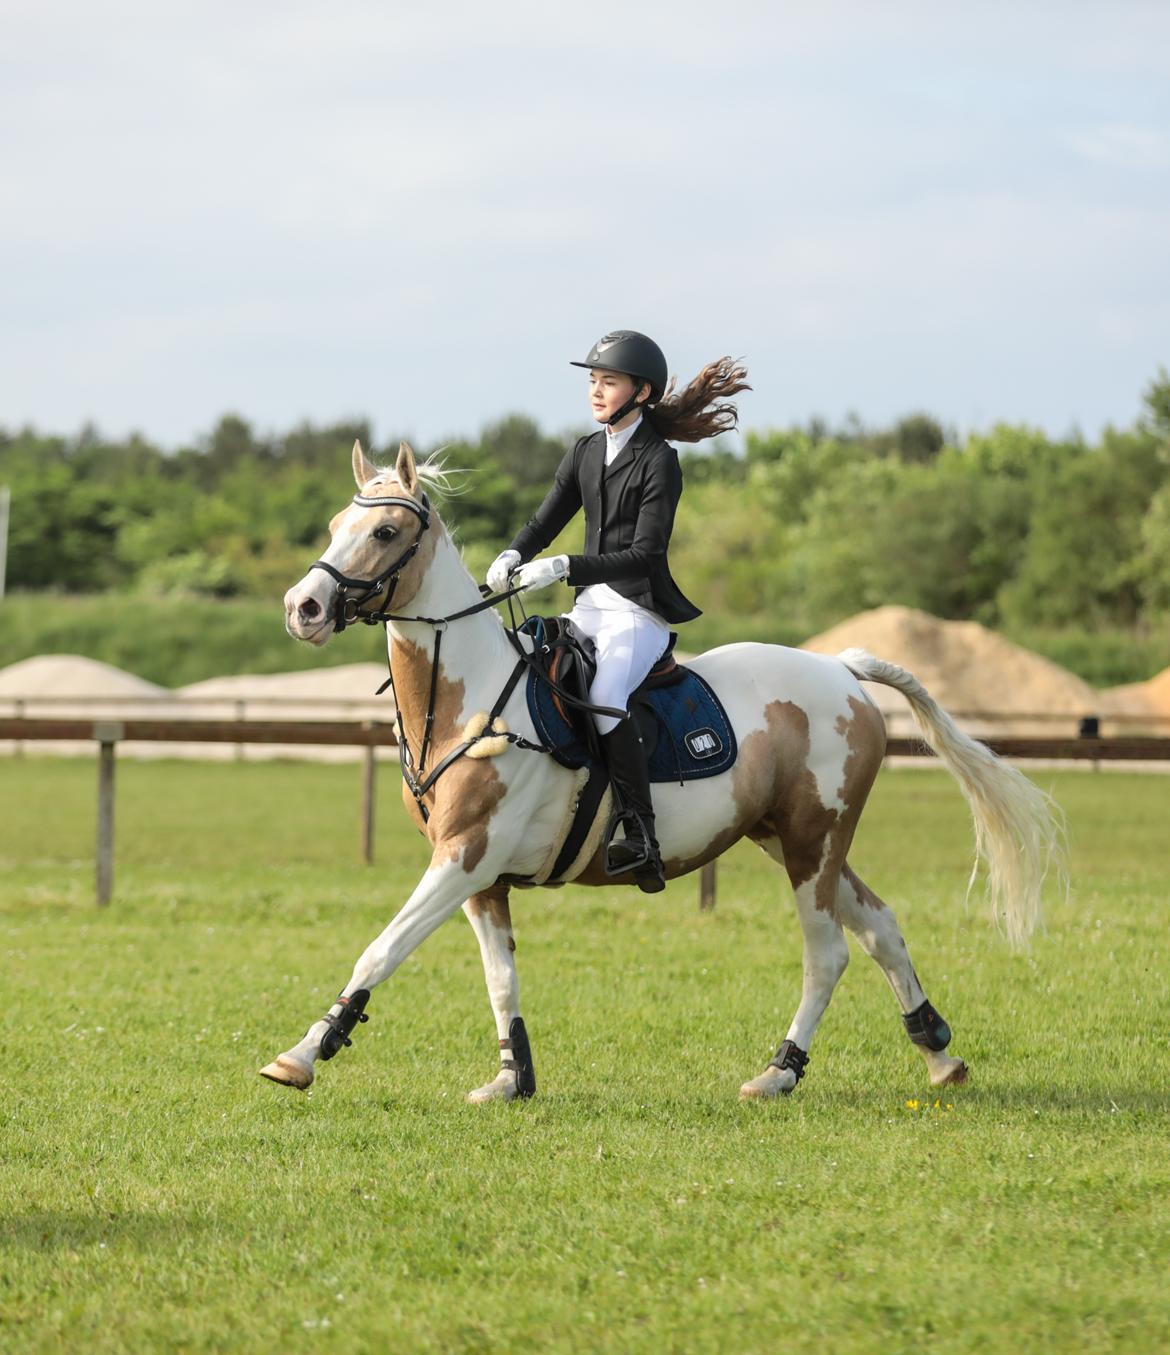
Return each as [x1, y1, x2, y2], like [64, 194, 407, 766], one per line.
[2, 1, 1167, 450]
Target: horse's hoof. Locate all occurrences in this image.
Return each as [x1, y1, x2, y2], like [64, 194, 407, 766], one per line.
[929, 1056, 969, 1087]
[739, 1065, 798, 1100]
[259, 1054, 314, 1090]
[466, 1070, 521, 1104]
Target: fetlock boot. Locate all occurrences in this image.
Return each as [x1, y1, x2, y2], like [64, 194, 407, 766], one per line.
[601, 721, 666, 894]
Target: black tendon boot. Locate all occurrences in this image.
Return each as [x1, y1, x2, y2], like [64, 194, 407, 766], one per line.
[601, 721, 666, 894]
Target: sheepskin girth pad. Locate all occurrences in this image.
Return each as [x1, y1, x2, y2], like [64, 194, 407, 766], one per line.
[463, 712, 511, 758]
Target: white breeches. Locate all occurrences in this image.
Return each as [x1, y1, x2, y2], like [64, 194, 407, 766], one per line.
[564, 600, 670, 736]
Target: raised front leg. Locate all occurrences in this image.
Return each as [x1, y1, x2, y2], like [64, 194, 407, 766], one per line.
[260, 850, 501, 1090]
[462, 886, 535, 1103]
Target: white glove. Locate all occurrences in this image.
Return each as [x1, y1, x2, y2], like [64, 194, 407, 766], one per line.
[486, 549, 521, 594]
[512, 555, 570, 591]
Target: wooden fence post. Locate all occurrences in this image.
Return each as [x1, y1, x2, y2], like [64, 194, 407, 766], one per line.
[93, 722, 123, 906]
[699, 861, 717, 911]
[361, 727, 377, 864]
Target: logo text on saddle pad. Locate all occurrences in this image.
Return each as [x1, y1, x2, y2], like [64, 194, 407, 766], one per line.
[684, 727, 723, 759]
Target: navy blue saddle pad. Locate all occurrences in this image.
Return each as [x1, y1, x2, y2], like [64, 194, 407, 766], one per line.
[521, 617, 737, 782]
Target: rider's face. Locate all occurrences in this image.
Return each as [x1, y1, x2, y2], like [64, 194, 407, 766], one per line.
[589, 369, 643, 425]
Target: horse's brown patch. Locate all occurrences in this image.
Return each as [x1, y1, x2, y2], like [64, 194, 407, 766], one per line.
[662, 821, 745, 879]
[466, 884, 514, 938]
[835, 694, 886, 812]
[559, 692, 885, 896]
[746, 700, 838, 895]
[660, 698, 799, 876]
[390, 633, 505, 874]
[743, 695, 883, 912]
[810, 696, 886, 909]
[795, 695, 885, 911]
[842, 862, 885, 910]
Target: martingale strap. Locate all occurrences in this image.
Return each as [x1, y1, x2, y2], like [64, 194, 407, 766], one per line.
[310, 490, 640, 822]
[392, 650, 547, 823]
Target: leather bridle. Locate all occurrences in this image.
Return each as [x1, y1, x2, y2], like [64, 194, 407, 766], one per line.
[300, 486, 628, 824]
[309, 491, 432, 633]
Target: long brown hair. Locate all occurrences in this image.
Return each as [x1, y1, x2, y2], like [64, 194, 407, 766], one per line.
[645, 356, 751, 443]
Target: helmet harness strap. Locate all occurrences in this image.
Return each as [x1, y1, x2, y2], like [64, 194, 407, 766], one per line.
[605, 379, 651, 428]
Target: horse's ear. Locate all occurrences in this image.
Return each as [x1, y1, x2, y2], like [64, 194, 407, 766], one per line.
[395, 440, 419, 495]
[352, 439, 378, 489]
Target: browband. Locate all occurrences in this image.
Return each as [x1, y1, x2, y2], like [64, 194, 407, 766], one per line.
[352, 490, 430, 526]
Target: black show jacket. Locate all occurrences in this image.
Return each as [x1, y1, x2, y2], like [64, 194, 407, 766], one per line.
[509, 419, 701, 624]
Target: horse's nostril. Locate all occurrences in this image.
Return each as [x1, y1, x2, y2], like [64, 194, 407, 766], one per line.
[300, 598, 321, 622]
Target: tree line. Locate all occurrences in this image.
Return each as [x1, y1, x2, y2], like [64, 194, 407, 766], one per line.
[2, 371, 1168, 648]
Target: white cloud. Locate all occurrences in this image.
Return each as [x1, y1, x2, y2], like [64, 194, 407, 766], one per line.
[1, 1, 1167, 444]
[1069, 125, 1170, 173]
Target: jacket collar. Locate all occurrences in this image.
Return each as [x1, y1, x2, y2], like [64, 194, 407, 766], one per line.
[602, 415, 654, 481]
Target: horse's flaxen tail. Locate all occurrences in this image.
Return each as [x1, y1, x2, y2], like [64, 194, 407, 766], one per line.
[837, 647, 1065, 947]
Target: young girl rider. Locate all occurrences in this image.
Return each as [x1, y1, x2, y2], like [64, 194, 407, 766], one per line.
[486, 331, 749, 893]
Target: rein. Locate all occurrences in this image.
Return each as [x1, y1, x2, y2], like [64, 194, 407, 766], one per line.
[378, 596, 626, 825]
[306, 488, 627, 823]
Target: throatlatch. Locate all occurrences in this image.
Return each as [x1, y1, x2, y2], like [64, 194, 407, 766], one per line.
[499, 1016, 536, 1099]
[902, 999, 952, 1052]
[769, 1039, 809, 1087]
[319, 989, 371, 1060]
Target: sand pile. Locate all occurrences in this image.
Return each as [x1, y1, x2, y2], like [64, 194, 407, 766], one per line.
[1140, 667, 1170, 715]
[179, 663, 389, 702]
[1100, 666, 1170, 730]
[0, 655, 395, 762]
[801, 606, 1098, 735]
[174, 662, 397, 760]
[0, 654, 169, 700]
[0, 654, 179, 760]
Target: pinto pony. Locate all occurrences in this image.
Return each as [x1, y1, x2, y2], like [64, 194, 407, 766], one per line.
[262, 440, 1061, 1101]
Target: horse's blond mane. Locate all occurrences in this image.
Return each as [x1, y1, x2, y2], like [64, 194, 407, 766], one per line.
[375, 451, 469, 500]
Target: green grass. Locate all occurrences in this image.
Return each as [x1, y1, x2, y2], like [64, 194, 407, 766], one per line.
[0, 594, 392, 687]
[2, 760, 1168, 1352]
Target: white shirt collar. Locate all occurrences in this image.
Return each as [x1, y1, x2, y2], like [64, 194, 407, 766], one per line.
[605, 413, 642, 456]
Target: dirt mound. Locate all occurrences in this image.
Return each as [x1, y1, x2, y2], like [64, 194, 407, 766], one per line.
[1142, 667, 1170, 715]
[0, 655, 393, 762]
[179, 663, 389, 701]
[801, 606, 1097, 731]
[1100, 666, 1170, 726]
[0, 654, 169, 699]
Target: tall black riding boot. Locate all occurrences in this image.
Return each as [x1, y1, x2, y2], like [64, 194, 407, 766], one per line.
[601, 720, 666, 894]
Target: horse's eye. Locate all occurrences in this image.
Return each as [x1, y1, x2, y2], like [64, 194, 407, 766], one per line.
[373, 525, 397, 542]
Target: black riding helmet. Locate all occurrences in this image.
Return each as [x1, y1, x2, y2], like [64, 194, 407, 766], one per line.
[570, 330, 668, 426]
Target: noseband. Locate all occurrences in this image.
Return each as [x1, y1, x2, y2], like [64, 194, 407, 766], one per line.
[309, 491, 431, 633]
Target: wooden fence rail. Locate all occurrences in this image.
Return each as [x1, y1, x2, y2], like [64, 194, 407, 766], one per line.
[5, 718, 1170, 907]
[2, 717, 398, 904]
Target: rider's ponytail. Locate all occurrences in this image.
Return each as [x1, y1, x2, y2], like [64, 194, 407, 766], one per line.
[646, 356, 751, 444]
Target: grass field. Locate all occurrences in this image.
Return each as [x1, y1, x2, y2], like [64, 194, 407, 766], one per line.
[1, 759, 1168, 1353]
